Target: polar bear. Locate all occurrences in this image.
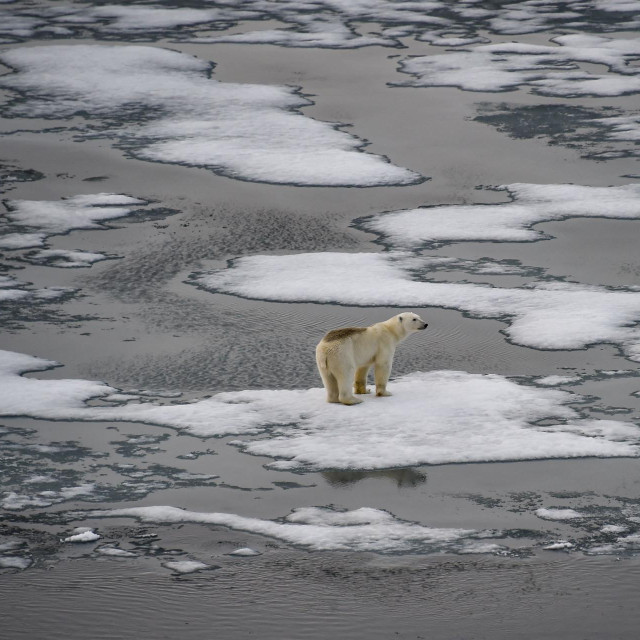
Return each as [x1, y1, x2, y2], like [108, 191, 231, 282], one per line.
[315, 312, 428, 405]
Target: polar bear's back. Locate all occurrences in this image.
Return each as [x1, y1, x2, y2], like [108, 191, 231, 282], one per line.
[322, 327, 367, 343]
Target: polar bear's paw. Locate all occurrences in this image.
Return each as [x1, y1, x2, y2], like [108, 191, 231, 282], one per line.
[376, 390, 392, 397]
[340, 396, 364, 406]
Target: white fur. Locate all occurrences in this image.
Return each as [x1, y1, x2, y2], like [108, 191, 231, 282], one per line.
[315, 312, 428, 405]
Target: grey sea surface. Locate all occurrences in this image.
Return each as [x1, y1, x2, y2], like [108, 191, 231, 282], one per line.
[2, 2, 640, 638]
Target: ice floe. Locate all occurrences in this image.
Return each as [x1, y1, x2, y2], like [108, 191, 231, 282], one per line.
[23, 249, 111, 268]
[2, 349, 639, 470]
[0, 232, 46, 249]
[2, 483, 96, 511]
[193, 251, 640, 360]
[536, 508, 584, 520]
[96, 545, 137, 558]
[397, 35, 640, 96]
[0, 556, 32, 570]
[0, 276, 74, 305]
[535, 375, 581, 387]
[3, 194, 147, 235]
[542, 540, 574, 550]
[62, 528, 101, 543]
[162, 560, 211, 574]
[360, 183, 640, 247]
[229, 547, 261, 557]
[91, 505, 488, 554]
[0, 45, 421, 187]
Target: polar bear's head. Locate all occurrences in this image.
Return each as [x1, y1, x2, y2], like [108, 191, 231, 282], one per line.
[397, 312, 428, 332]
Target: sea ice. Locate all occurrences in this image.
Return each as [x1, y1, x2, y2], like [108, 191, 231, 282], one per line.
[361, 183, 640, 247]
[542, 540, 574, 550]
[229, 547, 261, 557]
[3, 194, 147, 235]
[62, 528, 101, 543]
[0, 45, 421, 187]
[0, 232, 46, 249]
[162, 560, 211, 574]
[2, 349, 639, 470]
[0, 556, 32, 570]
[96, 546, 137, 558]
[536, 508, 584, 520]
[535, 375, 581, 386]
[2, 483, 96, 511]
[25, 249, 110, 268]
[397, 35, 640, 96]
[92, 505, 486, 554]
[193, 251, 640, 360]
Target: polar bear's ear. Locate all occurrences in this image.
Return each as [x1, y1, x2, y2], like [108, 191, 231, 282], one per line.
[398, 315, 403, 323]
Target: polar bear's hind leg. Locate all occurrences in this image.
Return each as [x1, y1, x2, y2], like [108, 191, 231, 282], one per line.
[354, 366, 370, 395]
[319, 368, 340, 403]
[336, 367, 363, 405]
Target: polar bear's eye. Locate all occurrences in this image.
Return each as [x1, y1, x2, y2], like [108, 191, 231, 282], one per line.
[412, 318, 416, 322]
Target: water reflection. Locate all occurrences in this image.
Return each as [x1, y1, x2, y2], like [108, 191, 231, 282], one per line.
[322, 468, 427, 488]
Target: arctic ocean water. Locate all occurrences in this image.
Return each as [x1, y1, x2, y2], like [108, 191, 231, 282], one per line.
[2, 1, 640, 638]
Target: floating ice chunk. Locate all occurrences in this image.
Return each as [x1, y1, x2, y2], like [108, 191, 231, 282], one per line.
[0, 232, 46, 249]
[542, 540, 574, 550]
[397, 36, 640, 96]
[0, 45, 421, 187]
[1, 492, 53, 510]
[0, 556, 32, 570]
[457, 541, 507, 554]
[62, 529, 101, 543]
[535, 375, 581, 386]
[536, 508, 584, 520]
[2, 483, 96, 511]
[601, 524, 628, 534]
[26, 249, 110, 268]
[229, 547, 261, 557]
[92, 505, 482, 554]
[162, 560, 211, 574]
[4, 194, 146, 235]
[97, 545, 137, 558]
[193, 251, 640, 360]
[594, 115, 640, 142]
[23, 475, 55, 484]
[361, 183, 640, 247]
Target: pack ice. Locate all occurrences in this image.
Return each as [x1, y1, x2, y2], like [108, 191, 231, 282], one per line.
[0, 45, 421, 187]
[1, 350, 638, 471]
[397, 35, 640, 96]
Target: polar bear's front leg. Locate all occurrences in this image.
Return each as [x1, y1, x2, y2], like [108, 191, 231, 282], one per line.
[374, 360, 392, 397]
[354, 366, 371, 395]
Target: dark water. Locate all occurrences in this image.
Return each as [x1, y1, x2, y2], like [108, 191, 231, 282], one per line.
[2, 1, 640, 637]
